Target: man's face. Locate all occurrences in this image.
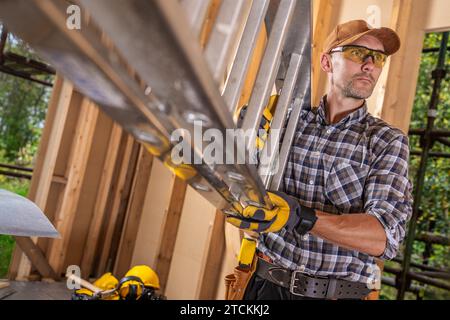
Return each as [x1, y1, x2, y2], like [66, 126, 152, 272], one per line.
[327, 35, 385, 99]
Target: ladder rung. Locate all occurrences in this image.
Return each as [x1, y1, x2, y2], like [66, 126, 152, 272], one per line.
[222, 0, 270, 113]
[240, 0, 297, 163]
[258, 52, 302, 188]
[270, 0, 311, 191]
[180, 0, 211, 40]
[204, 0, 250, 85]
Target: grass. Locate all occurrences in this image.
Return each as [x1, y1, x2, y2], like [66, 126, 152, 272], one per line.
[0, 235, 15, 278]
[0, 176, 30, 278]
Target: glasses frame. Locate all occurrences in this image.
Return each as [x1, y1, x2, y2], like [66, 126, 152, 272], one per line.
[329, 45, 388, 68]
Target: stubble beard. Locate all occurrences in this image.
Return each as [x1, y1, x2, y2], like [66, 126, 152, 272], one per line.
[333, 75, 375, 100]
[342, 79, 374, 99]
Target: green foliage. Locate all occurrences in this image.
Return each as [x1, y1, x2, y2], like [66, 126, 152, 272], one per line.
[0, 31, 53, 164]
[381, 32, 450, 300]
[0, 234, 15, 278]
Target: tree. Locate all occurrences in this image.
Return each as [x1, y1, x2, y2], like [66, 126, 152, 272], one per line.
[0, 30, 53, 165]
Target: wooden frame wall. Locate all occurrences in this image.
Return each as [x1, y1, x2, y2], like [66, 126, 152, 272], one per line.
[8, 0, 448, 301]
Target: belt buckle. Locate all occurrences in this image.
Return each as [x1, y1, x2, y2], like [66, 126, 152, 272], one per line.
[289, 270, 305, 296]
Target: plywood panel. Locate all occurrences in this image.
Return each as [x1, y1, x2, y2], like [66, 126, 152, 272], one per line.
[425, 0, 450, 32]
[164, 186, 216, 299]
[113, 148, 153, 277]
[130, 159, 173, 268]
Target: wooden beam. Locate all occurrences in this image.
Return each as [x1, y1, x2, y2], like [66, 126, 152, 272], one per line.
[113, 148, 153, 277]
[196, 210, 226, 299]
[79, 123, 122, 278]
[35, 91, 83, 272]
[94, 135, 139, 275]
[46, 98, 100, 277]
[104, 140, 141, 274]
[64, 110, 114, 273]
[33, 81, 75, 209]
[380, 0, 429, 134]
[154, 175, 188, 294]
[13, 237, 58, 279]
[10, 77, 73, 280]
[312, 0, 342, 107]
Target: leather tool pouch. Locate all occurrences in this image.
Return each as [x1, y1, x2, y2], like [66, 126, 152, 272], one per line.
[224, 255, 257, 300]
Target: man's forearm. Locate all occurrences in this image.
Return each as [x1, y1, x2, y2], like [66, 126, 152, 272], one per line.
[309, 211, 387, 257]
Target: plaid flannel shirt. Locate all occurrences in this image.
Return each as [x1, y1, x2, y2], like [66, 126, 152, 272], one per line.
[258, 96, 413, 285]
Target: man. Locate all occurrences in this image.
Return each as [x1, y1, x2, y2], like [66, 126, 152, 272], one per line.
[226, 20, 413, 300]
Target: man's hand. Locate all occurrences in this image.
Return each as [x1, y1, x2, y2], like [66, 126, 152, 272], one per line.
[225, 191, 317, 234]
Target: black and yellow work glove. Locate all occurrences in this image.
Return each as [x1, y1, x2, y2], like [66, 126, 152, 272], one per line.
[235, 95, 278, 163]
[226, 191, 317, 234]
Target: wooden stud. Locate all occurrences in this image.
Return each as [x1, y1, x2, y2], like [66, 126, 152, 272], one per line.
[10, 77, 73, 281]
[46, 98, 100, 276]
[80, 123, 123, 278]
[196, 210, 226, 299]
[94, 135, 139, 275]
[113, 148, 153, 277]
[311, 0, 342, 107]
[104, 140, 141, 274]
[380, 0, 429, 134]
[154, 175, 188, 294]
[33, 81, 75, 209]
[13, 237, 58, 280]
[7, 75, 63, 280]
[36, 91, 83, 265]
[64, 110, 114, 272]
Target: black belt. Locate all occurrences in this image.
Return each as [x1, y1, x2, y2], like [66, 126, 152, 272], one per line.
[255, 257, 371, 300]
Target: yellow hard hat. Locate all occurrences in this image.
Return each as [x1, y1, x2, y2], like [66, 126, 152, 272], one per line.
[73, 272, 119, 300]
[118, 265, 160, 300]
[93, 272, 119, 291]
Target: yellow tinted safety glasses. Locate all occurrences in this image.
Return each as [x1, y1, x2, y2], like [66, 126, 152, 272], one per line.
[330, 45, 387, 68]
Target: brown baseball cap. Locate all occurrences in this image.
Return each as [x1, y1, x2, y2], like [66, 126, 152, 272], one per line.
[323, 20, 401, 56]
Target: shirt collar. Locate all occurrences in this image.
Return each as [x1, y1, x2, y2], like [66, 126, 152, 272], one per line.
[312, 95, 368, 128]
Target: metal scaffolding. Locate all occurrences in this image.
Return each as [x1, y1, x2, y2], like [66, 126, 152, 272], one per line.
[382, 31, 450, 300]
[0, 24, 55, 86]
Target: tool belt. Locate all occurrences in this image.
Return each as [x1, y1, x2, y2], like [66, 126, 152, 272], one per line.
[224, 256, 258, 300]
[256, 256, 371, 300]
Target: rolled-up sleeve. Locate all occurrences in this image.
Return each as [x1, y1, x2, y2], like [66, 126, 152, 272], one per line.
[364, 133, 413, 260]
